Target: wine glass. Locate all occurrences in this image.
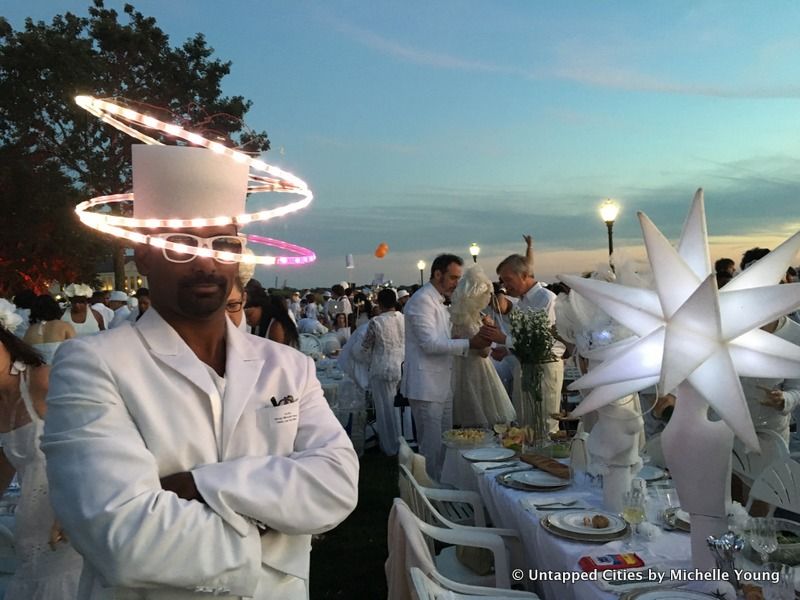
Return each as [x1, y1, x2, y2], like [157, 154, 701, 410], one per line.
[750, 517, 779, 563]
[622, 490, 646, 549]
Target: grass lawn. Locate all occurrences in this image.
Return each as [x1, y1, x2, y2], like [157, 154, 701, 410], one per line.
[310, 446, 398, 599]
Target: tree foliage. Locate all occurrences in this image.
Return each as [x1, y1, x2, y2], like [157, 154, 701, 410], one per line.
[0, 0, 269, 292]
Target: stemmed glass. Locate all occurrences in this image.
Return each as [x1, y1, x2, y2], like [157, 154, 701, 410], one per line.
[622, 490, 646, 549]
[749, 517, 779, 563]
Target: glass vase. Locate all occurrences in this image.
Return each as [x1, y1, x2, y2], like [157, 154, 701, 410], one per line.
[519, 361, 549, 452]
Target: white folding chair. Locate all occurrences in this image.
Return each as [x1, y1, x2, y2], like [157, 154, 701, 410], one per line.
[399, 464, 523, 588]
[410, 567, 540, 600]
[732, 429, 789, 486]
[387, 498, 514, 597]
[398, 436, 444, 490]
[746, 458, 800, 516]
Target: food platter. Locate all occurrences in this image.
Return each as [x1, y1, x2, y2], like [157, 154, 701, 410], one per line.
[442, 428, 494, 448]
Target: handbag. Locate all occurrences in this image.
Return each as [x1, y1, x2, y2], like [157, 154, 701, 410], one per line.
[394, 362, 409, 407]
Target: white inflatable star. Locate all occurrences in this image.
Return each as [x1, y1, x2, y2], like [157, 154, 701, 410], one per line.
[561, 189, 800, 451]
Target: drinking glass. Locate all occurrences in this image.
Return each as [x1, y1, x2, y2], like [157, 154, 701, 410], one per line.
[750, 517, 779, 563]
[622, 490, 646, 549]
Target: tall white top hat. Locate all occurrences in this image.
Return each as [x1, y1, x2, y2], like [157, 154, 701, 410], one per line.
[132, 145, 249, 220]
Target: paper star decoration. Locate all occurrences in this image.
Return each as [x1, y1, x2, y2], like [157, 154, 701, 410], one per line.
[560, 189, 800, 451]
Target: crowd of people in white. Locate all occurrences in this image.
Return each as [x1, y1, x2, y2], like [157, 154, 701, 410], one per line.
[1, 216, 799, 598]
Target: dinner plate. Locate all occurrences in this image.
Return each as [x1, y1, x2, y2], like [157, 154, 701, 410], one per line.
[637, 465, 667, 482]
[547, 510, 626, 535]
[507, 469, 567, 488]
[496, 471, 570, 492]
[663, 507, 691, 532]
[620, 589, 719, 599]
[539, 516, 628, 543]
[462, 447, 516, 462]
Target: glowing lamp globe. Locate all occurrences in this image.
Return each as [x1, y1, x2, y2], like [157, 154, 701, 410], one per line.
[599, 199, 620, 223]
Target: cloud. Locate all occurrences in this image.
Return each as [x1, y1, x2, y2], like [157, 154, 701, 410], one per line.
[324, 13, 800, 99]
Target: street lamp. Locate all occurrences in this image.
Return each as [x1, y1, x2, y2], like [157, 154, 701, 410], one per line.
[469, 243, 481, 263]
[599, 199, 620, 266]
[416, 260, 426, 286]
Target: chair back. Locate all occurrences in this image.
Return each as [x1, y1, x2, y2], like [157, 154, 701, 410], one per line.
[732, 429, 789, 485]
[747, 459, 800, 516]
[399, 464, 450, 533]
[298, 333, 321, 356]
[387, 499, 438, 600]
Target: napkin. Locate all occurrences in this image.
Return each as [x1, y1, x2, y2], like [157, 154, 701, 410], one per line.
[471, 461, 520, 473]
[520, 453, 570, 479]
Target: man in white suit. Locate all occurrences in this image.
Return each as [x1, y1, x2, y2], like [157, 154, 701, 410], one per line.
[400, 254, 491, 479]
[43, 145, 359, 599]
[484, 253, 567, 433]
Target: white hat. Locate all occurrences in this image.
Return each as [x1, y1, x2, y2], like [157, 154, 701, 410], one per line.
[322, 290, 332, 298]
[64, 283, 94, 298]
[109, 291, 129, 302]
[0, 299, 22, 332]
[397, 289, 410, 299]
[132, 145, 248, 220]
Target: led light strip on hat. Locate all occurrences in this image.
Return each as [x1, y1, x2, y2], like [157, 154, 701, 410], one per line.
[74, 95, 316, 265]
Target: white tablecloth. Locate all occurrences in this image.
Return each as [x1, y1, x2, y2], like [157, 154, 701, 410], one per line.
[473, 468, 739, 600]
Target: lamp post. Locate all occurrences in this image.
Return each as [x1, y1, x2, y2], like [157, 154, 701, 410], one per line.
[416, 260, 426, 286]
[469, 242, 480, 263]
[599, 199, 620, 268]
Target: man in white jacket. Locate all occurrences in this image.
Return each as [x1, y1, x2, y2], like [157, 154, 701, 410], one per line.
[400, 254, 491, 479]
[43, 144, 359, 599]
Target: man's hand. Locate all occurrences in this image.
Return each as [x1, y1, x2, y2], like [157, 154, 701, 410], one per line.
[468, 332, 492, 350]
[478, 324, 506, 345]
[491, 347, 509, 361]
[160, 471, 206, 503]
[523, 234, 533, 247]
[760, 388, 785, 411]
[49, 519, 67, 550]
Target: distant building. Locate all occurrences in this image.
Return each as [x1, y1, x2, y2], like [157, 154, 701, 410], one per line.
[96, 256, 148, 291]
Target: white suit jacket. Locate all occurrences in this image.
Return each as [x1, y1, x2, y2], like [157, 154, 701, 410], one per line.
[400, 283, 468, 403]
[43, 309, 359, 599]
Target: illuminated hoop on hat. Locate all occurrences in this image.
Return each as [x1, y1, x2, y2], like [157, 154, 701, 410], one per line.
[74, 95, 316, 265]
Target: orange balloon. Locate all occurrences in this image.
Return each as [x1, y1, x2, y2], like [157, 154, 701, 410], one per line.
[374, 242, 389, 258]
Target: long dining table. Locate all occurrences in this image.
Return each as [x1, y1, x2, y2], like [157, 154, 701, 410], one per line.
[456, 453, 749, 600]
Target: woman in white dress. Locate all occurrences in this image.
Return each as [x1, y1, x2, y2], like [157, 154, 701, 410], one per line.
[450, 266, 516, 428]
[22, 296, 76, 365]
[0, 299, 83, 600]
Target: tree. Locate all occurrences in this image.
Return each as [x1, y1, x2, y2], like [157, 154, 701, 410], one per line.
[0, 144, 106, 295]
[0, 1, 269, 291]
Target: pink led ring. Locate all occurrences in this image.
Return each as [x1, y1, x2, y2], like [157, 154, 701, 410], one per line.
[74, 95, 316, 265]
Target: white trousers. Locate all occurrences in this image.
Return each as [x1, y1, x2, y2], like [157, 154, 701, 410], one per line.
[370, 376, 402, 456]
[408, 398, 452, 481]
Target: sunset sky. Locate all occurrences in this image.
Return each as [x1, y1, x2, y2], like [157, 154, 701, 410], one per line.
[6, 1, 800, 287]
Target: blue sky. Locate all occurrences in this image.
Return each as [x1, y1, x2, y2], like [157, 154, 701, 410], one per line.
[5, 1, 800, 287]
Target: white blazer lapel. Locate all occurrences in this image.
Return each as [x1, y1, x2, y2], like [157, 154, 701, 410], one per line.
[221, 320, 264, 455]
[135, 309, 218, 400]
